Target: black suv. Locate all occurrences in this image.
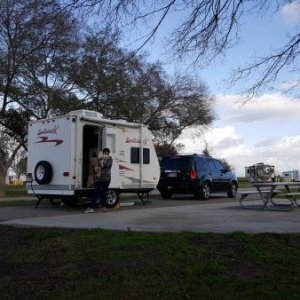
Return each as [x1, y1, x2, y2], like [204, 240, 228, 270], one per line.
[157, 154, 238, 200]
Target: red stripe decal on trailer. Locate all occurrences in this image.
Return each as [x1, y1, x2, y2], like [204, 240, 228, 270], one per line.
[119, 164, 134, 171]
[35, 136, 63, 146]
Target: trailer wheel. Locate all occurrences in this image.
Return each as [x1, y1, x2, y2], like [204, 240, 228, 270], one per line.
[34, 161, 53, 184]
[105, 190, 119, 208]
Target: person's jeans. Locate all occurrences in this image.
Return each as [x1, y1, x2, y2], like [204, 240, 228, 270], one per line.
[90, 180, 110, 208]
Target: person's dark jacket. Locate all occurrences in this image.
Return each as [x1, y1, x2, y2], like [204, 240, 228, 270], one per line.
[95, 156, 113, 182]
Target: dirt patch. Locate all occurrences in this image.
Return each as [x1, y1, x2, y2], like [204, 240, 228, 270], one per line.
[188, 235, 242, 251]
[230, 259, 266, 279]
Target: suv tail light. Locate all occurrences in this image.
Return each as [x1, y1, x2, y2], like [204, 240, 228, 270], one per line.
[190, 169, 197, 180]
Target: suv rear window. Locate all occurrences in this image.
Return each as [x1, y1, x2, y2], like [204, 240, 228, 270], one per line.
[161, 156, 192, 171]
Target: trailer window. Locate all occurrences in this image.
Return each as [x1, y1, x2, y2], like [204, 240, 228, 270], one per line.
[131, 148, 150, 164]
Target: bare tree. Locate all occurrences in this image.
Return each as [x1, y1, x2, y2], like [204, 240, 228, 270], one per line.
[0, 0, 79, 195]
[69, 31, 215, 144]
[232, 32, 300, 99]
[0, 131, 23, 197]
[202, 143, 211, 157]
[11, 149, 27, 179]
[0, 1, 216, 196]
[201, 144, 233, 170]
[219, 158, 233, 171]
[0, 0, 81, 119]
[65, 0, 300, 97]
[155, 141, 184, 158]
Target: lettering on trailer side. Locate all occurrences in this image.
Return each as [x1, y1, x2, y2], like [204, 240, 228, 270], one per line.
[125, 137, 149, 145]
[35, 125, 63, 146]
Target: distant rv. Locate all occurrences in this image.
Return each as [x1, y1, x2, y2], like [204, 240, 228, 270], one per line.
[282, 170, 300, 182]
[245, 163, 275, 182]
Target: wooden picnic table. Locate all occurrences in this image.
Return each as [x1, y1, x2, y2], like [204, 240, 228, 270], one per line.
[239, 182, 300, 211]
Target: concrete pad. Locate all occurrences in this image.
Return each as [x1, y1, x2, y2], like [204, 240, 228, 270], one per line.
[120, 202, 136, 207]
[2, 200, 300, 233]
[0, 205, 80, 222]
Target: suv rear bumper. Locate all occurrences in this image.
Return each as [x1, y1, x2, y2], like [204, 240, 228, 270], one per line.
[157, 180, 199, 194]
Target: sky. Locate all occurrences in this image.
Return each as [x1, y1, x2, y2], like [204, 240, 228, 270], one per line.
[121, 1, 300, 176]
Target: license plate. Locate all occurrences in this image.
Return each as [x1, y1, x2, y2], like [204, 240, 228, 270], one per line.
[168, 173, 177, 178]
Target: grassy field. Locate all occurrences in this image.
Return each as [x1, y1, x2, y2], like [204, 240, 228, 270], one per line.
[0, 199, 37, 208]
[0, 185, 33, 207]
[1, 226, 300, 299]
[4, 185, 28, 197]
[1, 182, 300, 298]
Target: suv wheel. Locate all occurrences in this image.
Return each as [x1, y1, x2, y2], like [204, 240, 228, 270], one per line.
[196, 182, 210, 200]
[227, 182, 237, 198]
[161, 190, 173, 199]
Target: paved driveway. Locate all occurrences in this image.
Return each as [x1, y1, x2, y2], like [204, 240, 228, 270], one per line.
[0, 194, 228, 221]
[1, 193, 300, 233]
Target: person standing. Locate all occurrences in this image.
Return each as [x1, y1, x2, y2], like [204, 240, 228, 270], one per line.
[85, 148, 113, 213]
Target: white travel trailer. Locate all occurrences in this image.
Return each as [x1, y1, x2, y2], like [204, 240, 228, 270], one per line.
[282, 170, 300, 182]
[26, 110, 160, 207]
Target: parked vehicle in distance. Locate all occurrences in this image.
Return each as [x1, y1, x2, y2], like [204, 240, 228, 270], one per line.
[157, 154, 238, 200]
[245, 162, 275, 182]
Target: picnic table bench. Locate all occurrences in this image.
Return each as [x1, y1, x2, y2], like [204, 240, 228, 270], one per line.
[238, 190, 281, 210]
[285, 192, 300, 207]
[238, 182, 300, 211]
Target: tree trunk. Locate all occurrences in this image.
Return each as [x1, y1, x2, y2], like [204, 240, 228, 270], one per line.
[0, 165, 7, 198]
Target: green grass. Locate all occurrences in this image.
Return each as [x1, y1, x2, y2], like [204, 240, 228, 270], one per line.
[4, 185, 27, 197]
[273, 189, 300, 199]
[0, 185, 30, 205]
[1, 227, 300, 299]
[237, 182, 252, 188]
[0, 200, 37, 207]
[237, 178, 252, 188]
[4, 184, 25, 189]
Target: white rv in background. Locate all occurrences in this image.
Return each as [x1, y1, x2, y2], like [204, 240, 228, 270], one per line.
[282, 170, 300, 182]
[245, 163, 275, 182]
[26, 110, 160, 207]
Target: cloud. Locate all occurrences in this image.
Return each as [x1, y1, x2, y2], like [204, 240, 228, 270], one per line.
[250, 135, 300, 173]
[179, 126, 300, 176]
[178, 126, 249, 173]
[254, 138, 278, 148]
[216, 93, 300, 124]
[279, 80, 300, 92]
[177, 126, 243, 154]
[214, 136, 242, 149]
[279, 0, 300, 25]
[178, 93, 300, 176]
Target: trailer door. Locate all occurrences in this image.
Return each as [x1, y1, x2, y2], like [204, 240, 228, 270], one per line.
[102, 127, 119, 154]
[102, 126, 120, 188]
[82, 124, 104, 188]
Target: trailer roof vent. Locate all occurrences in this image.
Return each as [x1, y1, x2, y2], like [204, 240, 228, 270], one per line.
[70, 109, 103, 119]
